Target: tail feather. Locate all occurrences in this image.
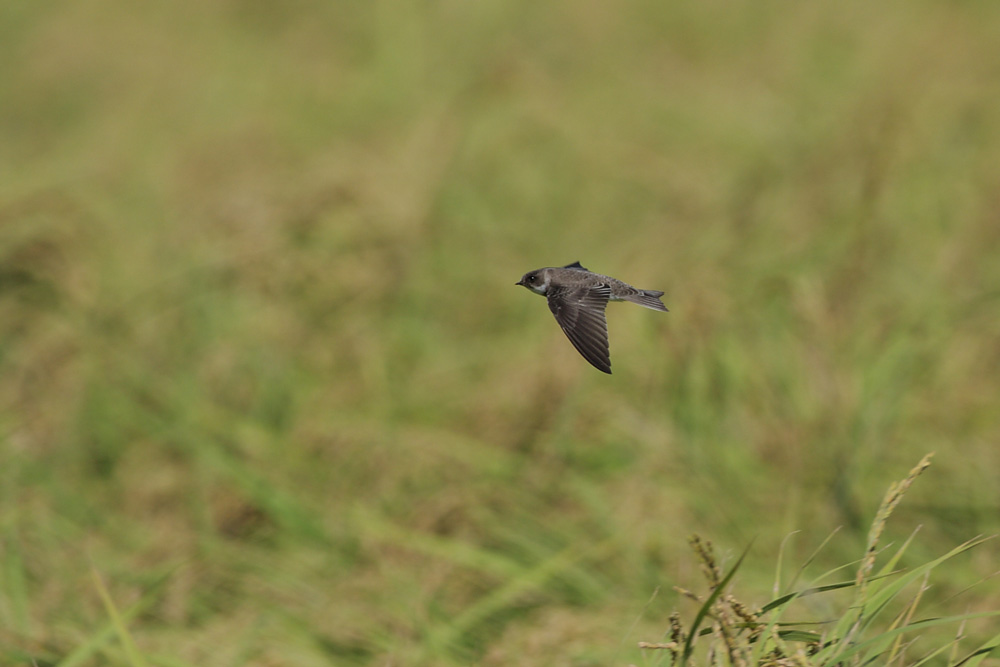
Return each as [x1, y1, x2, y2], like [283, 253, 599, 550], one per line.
[626, 290, 668, 312]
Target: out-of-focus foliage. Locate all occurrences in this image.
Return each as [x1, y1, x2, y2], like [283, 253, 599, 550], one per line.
[1, 1, 998, 665]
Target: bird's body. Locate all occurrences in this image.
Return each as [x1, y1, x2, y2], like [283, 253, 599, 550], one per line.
[516, 261, 667, 374]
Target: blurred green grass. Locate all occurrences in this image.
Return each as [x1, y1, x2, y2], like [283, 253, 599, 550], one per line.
[2, 1, 999, 665]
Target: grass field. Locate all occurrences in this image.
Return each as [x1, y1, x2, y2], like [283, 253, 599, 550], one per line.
[2, 1, 1000, 665]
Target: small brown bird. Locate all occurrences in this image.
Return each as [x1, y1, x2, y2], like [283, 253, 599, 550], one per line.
[516, 261, 668, 374]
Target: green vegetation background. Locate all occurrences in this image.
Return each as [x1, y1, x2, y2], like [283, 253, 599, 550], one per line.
[2, 1, 999, 665]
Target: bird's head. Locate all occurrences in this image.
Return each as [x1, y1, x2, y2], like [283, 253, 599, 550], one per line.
[515, 269, 549, 295]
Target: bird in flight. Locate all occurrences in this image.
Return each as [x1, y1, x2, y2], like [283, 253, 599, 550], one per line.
[516, 261, 667, 374]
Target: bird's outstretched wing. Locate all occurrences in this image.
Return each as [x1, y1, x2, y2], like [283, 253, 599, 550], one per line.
[547, 284, 612, 373]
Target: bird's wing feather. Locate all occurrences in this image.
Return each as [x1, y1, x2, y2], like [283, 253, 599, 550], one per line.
[547, 284, 612, 373]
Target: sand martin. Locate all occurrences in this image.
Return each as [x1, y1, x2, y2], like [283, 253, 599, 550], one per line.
[516, 261, 668, 374]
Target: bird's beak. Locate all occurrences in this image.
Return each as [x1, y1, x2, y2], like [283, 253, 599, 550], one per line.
[515, 279, 523, 286]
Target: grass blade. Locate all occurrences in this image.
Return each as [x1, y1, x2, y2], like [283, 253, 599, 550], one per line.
[88, 566, 150, 667]
[680, 539, 754, 666]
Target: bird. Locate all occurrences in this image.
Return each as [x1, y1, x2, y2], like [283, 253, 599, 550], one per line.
[515, 261, 667, 374]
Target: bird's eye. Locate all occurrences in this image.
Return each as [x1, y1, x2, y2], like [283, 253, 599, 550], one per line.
[527, 276, 535, 282]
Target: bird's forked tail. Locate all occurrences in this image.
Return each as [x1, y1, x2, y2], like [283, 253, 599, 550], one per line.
[626, 290, 669, 312]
